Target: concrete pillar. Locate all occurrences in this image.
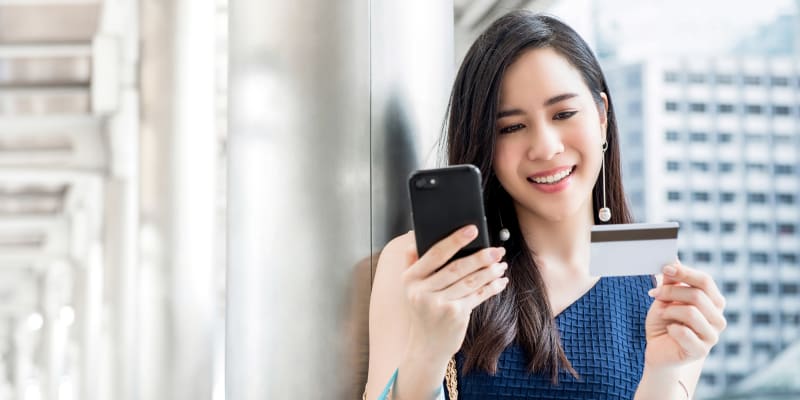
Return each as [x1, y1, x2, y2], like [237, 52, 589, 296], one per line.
[227, 1, 453, 399]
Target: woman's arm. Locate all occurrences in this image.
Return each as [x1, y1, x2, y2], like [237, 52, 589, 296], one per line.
[636, 264, 727, 399]
[634, 360, 702, 399]
[364, 228, 508, 399]
[366, 243, 450, 400]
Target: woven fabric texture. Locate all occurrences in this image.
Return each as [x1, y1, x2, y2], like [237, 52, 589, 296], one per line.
[446, 275, 655, 399]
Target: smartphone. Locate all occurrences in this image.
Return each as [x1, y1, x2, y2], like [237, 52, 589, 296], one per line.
[408, 164, 490, 263]
[590, 222, 680, 276]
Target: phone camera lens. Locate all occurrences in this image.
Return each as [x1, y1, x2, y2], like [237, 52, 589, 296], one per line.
[415, 178, 427, 189]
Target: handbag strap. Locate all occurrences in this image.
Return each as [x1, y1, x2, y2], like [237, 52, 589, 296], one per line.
[445, 357, 458, 400]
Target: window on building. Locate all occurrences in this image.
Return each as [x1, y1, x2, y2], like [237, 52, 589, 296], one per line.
[746, 133, 767, 143]
[664, 72, 679, 83]
[694, 251, 712, 263]
[689, 102, 707, 113]
[727, 374, 745, 386]
[775, 164, 794, 175]
[665, 130, 680, 141]
[691, 162, 710, 172]
[688, 73, 706, 83]
[753, 312, 772, 324]
[722, 251, 738, 264]
[723, 281, 738, 293]
[692, 191, 710, 201]
[748, 222, 769, 233]
[754, 342, 773, 355]
[716, 75, 734, 84]
[746, 104, 763, 114]
[626, 72, 642, 87]
[777, 193, 795, 205]
[689, 132, 708, 142]
[744, 76, 762, 85]
[721, 222, 737, 233]
[773, 105, 791, 116]
[771, 76, 790, 86]
[752, 282, 771, 295]
[700, 373, 717, 386]
[750, 252, 769, 264]
[717, 103, 734, 113]
[667, 191, 681, 201]
[725, 311, 740, 324]
[628, 101, 642, 114]
[725, 342, 741, 356]
[779, 253, 798, 265]
[778, 223, 796, 235]
[666, 161, 680, 171]
[693, 222, 712, 232]
[782, 312, 800, 324]
[665, 101, 678, 111]
[747, 192, 767, 204]
[630, 191, 643, 205]
[774, 134, 793, 144]
[746, 163, 767, 173]
[717, 132, 733, 143]
[721, 192, 736, 203]
[626, 131, 642, 146]
[719, 162, 734, 173]
[782, 283, 799, 295]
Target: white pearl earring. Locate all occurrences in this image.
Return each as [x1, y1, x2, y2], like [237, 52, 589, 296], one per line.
[598, 141, 611, 223]
[498, 211, 510, 242]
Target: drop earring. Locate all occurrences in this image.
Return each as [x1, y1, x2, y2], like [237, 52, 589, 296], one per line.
[598, 141, 612, 222]
[498, 212, 510, 242]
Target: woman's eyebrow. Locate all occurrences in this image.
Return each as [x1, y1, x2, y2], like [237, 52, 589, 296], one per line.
[497, 108, 524, 119]
[497, 93, 580, 119]
[544, 92, 578, 106]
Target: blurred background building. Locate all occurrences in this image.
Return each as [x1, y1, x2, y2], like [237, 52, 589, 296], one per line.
[602, 5, 800, 398]
[0, 0, 797, 399]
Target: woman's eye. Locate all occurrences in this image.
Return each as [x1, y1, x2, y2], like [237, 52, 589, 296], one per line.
[554, 111, 578, 120]
[499, 123, 524, 134]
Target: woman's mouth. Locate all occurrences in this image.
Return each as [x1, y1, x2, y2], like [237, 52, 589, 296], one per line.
[527, 166, 576, 185]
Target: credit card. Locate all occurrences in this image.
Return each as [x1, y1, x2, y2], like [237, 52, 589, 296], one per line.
[589, 222, 680, 276]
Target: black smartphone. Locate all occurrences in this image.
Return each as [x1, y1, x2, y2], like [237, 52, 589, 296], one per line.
[408, 164, 490, 263]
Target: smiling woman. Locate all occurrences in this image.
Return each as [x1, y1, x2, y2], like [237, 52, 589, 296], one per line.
[365, 10, 727, 400]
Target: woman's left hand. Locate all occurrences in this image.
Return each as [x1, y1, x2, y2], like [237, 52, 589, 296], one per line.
[643, 261, 727, 369]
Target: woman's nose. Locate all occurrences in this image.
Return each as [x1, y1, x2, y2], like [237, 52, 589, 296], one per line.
[526, 124, 564, 161]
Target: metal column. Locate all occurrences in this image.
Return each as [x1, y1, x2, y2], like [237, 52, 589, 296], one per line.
[227, 1, 453, 399]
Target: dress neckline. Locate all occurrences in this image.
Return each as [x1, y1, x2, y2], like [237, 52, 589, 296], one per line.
[552, 276, 604, 319]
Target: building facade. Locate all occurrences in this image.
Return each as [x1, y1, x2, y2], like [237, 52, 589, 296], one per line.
[605, 57, 800, 397]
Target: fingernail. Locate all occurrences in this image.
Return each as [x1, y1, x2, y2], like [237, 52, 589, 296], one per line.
[486, 248, 500, 260]
[663, 265, 677, 276]
[648, 288, 659, 297]
[497, 247, 506, 257]
[500, 262, 508, 272]
[462, 225, 477, 238]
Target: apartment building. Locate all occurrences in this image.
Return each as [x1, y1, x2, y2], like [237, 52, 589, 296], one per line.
[605, 57, 800, 397]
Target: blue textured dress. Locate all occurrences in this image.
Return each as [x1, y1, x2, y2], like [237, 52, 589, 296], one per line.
[446, 275, 656, 399]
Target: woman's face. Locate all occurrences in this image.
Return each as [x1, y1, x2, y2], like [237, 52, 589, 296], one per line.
[493, 47, 608, 223]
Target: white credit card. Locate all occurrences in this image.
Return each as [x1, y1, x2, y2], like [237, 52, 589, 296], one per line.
[589, 222, 680, 277]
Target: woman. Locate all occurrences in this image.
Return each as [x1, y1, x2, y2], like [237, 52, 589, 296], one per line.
[365, 11, 726, 400]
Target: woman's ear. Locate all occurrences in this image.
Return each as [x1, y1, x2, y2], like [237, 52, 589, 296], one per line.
[600, 92, 609, 143]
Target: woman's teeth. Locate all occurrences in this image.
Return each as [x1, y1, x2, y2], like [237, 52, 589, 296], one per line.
[530, 167, 574, 184]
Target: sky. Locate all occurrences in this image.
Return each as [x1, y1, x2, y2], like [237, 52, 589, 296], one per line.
[593, 0, 798, 60]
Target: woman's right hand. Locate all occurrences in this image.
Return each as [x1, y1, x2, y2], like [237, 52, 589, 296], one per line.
[401, 224, 509, 361]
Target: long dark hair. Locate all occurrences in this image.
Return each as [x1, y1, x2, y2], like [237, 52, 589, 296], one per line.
[444, 11, 633, 383]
